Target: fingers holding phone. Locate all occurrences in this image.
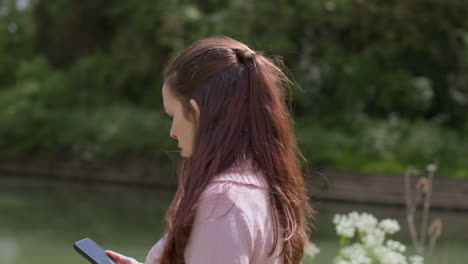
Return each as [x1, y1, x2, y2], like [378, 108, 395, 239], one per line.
[105, 250, 140, 264]
[74, 238, 141, 264]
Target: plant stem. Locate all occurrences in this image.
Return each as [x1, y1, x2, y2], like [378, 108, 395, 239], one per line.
[404, 168, 420, 252]
[419, 170, 434, 254]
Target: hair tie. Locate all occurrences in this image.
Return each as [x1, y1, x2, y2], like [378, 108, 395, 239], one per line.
[233, 48, 256, 71]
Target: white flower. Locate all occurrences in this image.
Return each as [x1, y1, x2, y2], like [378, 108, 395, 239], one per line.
[304, 242, 320, 258]
[333, 214, 343, 225]
[379, 219, 401, 234]
[348, 211, 361, 223]
[334, 243, 372, 264]
[334, 212, 382, 238]
[409, 255, 424, 264]
[334, 260, 350, 264]
[334, 213, 357, 238]
[333, 212, 417, 264]
[373, 245, 408, 264]
[381, 250, 407, 264]
[362, 228, 385, 248]
[355, 212, 378, 234]
[386, 240, 406, 253]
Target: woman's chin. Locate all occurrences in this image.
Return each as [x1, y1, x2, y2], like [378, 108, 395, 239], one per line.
[179, 148, 192, 158]
[180, 149, 187, 158]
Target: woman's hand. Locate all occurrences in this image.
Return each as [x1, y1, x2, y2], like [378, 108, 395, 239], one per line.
[105, 250, 141, 264]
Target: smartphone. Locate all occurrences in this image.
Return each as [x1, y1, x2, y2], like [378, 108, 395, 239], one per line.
[73, 238, 119, 264]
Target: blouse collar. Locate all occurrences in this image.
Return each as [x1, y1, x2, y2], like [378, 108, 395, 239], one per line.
[211, 158, 268, 188]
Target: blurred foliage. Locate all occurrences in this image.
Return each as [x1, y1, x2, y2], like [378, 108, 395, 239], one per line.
[0, 0, 467, 177]
[296, 115, 468, 178]
[0, 58, 175, 161]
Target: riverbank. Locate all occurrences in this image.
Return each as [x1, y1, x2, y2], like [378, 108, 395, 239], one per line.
[1, 158, 467, 210]
[307, 169, 468, 211]
[0, 158, 175, 186]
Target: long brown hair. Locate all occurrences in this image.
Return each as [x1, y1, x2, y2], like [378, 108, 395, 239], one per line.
[158, 36, 313, 264]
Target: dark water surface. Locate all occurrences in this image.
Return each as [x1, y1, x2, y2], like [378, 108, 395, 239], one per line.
[0, 176, 466, 264]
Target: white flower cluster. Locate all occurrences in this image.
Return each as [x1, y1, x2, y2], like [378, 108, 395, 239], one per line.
[333, 243, 372, 264]
[333, 213, 357, 238]
[332, 211, 423, 264]
[386, 240, 406, 253]
[409, 255, 424, 264]
[362, 228, 385, 248]
[374, 245, 407, 264]
[379, 219, 401, 234]
[304, 241, 320, 259]
[355, 212, 378, 233]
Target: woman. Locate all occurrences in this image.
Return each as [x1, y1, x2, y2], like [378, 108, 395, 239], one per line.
[106, 36, 313, 264]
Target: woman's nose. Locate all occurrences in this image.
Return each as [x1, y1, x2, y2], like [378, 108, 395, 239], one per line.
[170, 131, 177, 139]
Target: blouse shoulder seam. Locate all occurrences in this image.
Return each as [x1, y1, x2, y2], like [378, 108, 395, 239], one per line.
[204, 192, 255, 245]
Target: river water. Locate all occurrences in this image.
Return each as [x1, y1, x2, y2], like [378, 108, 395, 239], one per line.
[0, 176, 466, 264]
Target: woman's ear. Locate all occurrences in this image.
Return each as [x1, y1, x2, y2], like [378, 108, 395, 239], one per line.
[189, 99, 200, 121]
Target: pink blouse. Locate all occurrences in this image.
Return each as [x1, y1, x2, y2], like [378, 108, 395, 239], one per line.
[145, 161, 284, 264]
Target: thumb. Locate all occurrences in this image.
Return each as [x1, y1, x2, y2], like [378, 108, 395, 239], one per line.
[105, 250, 130, 264]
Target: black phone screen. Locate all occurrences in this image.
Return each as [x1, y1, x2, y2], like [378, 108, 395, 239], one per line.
[73, 238, 119, 264]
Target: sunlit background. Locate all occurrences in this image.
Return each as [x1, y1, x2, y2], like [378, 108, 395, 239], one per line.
[1, 0, 467, 263]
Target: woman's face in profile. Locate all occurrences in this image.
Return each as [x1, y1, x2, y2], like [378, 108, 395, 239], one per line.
[162, 83, 199, 158]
